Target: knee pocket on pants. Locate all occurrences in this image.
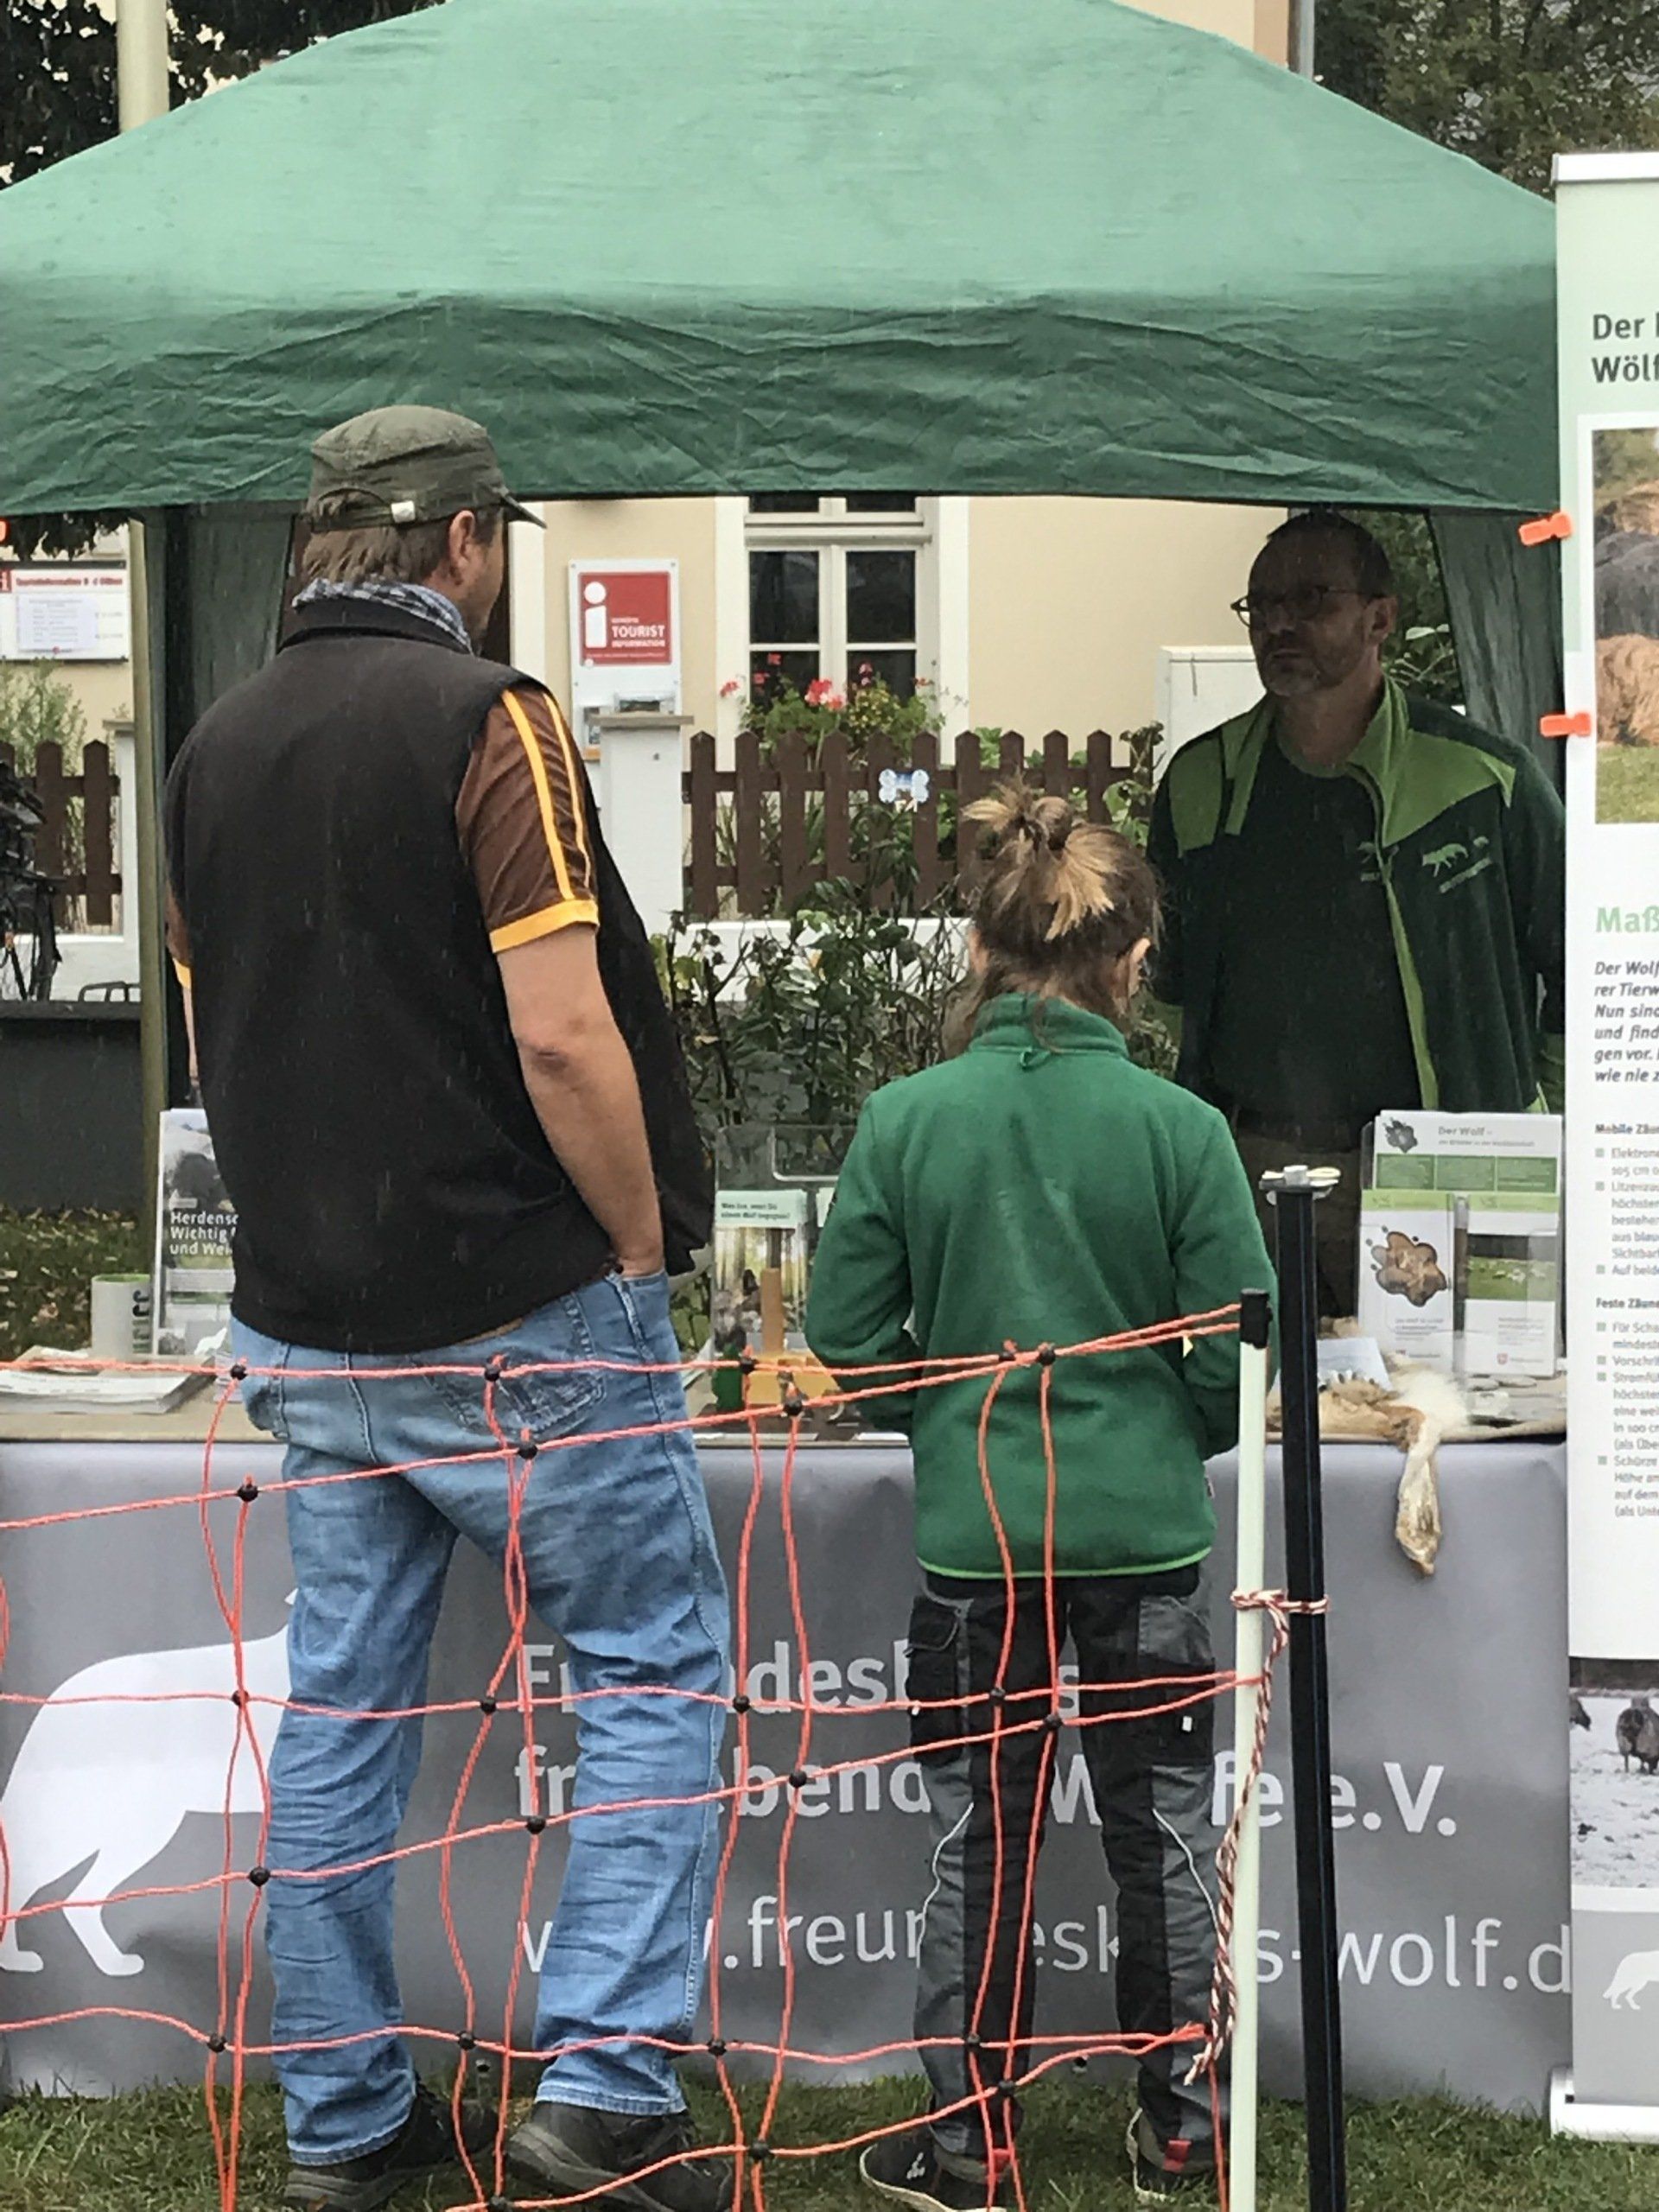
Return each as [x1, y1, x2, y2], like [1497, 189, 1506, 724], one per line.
[1087, 1588, 1217, 1767]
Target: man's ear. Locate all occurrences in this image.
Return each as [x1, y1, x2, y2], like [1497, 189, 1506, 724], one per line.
[444, 509, 483, 576]
[1370, 594, 1400, 650]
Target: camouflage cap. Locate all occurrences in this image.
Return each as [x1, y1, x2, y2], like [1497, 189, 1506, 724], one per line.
[304, 405, 543, 531]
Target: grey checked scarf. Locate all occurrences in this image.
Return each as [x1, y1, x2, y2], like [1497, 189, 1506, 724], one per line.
[293, 576, 474, 653]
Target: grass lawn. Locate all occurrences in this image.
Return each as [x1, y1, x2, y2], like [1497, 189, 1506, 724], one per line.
[0, 1209, 144, 1363]
[1596, 743, 1659, 824]
[3, 2075, 1659, 2212]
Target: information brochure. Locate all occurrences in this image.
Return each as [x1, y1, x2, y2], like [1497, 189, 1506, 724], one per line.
[152, 1109, 237, 1358]
[711, 1188, 810, 1356]
[1363, 1110, 1562, 1377]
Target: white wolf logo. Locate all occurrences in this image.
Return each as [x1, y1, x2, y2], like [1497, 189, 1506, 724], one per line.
[1604, 1948, 1659, 2011]
[0, 1615, 289, 1979]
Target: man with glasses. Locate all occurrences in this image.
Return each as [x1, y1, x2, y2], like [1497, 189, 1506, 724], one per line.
[1147, 510, 1564, 1316]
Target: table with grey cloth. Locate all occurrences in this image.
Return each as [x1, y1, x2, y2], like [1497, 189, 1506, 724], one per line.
[0, 1420, 1570, 2112]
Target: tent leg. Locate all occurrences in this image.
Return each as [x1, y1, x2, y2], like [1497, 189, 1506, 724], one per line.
[130, 520, 168, 1256]
[1262, 1166, 1347, 2212]
[1228, 1287, 1274, 2212]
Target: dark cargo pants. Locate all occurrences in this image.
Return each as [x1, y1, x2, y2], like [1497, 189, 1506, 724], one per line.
[905, 1563, 1223, 2164]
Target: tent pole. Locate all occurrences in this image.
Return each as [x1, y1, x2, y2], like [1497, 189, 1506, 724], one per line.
[1288, 0, 1316, 77]
[128, 528, 168, 1258]
[1262, 1165, 1346, 2212]
[118, 0, 169, 130]
[118, 0, 170, 1254]
[1228, 1287, 1274, 2212]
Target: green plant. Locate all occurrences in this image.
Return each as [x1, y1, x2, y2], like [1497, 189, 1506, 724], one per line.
[661, 889, 966, 1136]
[735, 669, 943, 763]
[0, 661, 93, 918]
[1388, 622, 1460, 702]
[0, 661, 88, 772]
[0, 1209, 144, 1362]
[1319, 0, 1659, 197]
[1093, 725, 1179, 1077]
[1335, 510, 1464, 709]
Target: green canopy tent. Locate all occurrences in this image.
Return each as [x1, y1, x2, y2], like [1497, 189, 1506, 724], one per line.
[0, 0, 1554, 514]
[0, 0, 1563, 1180]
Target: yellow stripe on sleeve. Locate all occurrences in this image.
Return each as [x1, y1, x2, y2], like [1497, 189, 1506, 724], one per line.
[502, 690, 576, 906]
[546, 696, 595, 879]
[489, 899, 600, 953]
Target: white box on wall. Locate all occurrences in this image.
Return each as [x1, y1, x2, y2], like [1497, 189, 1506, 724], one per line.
[1154, 646, 1262, 779]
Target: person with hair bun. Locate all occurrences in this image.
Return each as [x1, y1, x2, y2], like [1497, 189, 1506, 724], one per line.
[806, 787, 1271, 2211]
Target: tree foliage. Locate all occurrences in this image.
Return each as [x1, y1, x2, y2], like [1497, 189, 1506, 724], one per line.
[0, 3, 437, 187]
[1319, 0, 1659, 196]
[0, 3, 436, 552]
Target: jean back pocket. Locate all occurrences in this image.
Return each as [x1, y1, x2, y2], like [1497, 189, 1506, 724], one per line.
[421, 1294, 606, 1445]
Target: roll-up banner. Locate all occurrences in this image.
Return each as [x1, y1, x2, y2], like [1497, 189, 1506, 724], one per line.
[1554, 149, 1659, 2142]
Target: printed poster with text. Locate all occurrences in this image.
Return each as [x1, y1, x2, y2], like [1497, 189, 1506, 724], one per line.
[1557, 153, 1659, 2118]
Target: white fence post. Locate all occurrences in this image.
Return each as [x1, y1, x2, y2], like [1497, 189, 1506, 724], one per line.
[595, 711, 691, 942]
[47, 719, 141, 999]
[1229, 1287, 1274, 2212]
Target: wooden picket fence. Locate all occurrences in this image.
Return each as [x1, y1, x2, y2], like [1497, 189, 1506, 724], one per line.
[0, 739, 122, 926]
[683, 729, 1135, 918]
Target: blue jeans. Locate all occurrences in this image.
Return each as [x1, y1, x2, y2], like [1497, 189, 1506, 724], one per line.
[232, 1271, 730, 2168]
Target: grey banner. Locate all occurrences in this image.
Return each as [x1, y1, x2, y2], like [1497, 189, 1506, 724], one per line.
[0, 1434, 1570, 2112]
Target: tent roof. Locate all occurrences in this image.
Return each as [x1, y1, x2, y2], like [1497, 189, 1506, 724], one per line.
[0, 0, 1556, 516]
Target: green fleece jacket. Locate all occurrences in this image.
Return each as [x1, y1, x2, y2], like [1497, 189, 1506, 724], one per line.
[804, 995, 1273, 1579]
[1147, 681, 1567, 1116]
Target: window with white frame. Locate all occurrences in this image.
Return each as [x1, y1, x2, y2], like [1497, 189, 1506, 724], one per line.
[746, 495, 933, 706]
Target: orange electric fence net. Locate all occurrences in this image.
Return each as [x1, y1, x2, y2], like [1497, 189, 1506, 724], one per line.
[0, 1307, 1297, 2212]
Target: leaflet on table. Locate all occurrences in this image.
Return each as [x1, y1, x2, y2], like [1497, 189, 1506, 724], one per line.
[711, 1189, 810, 1355]
[1461, 1194, 1561, 1380]
[1357, 1195, 1456, 1368]
[1364, 1109, 1562, 1376]
[152, 1109, 237, 1358]
[0, 1347, 208, 1414]
[1369, 1108, 1563, 1193]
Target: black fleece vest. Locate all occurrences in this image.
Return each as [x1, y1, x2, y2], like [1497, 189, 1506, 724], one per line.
[164, 597, 710, 1351]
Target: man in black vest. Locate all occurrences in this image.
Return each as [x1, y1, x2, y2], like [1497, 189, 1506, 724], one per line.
[165, 408, 731, 2212]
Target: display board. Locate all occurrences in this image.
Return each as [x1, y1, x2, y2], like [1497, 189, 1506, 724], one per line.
[0, 1435, 1571, 2109]
[150, 1110, 235, 1358]
[566, 560, 680, 745]
[0, 563, 129, 661]
[1555, 150, 1659, 2136]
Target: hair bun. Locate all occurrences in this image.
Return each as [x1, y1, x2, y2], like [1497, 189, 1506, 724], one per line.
[968, 785, 1073, 855]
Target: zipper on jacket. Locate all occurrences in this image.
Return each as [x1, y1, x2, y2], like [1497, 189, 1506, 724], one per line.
[1363, 773, 1440, 1112]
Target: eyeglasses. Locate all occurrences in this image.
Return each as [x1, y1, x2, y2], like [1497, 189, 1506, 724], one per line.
[1230, 585, 1366, 628]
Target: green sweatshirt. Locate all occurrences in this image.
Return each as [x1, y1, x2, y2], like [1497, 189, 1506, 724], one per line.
[804, 995, 1274, 1579]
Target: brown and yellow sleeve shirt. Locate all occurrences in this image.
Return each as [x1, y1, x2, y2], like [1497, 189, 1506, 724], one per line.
[455, 687, 599, 950]
[168, 685, 597, 986]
